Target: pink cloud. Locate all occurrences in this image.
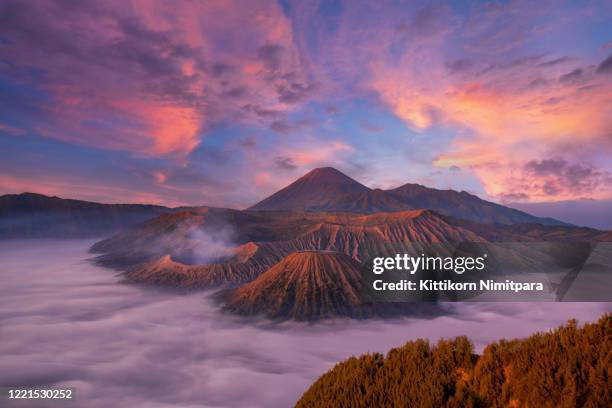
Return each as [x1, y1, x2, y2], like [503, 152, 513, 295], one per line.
[285, 141, 353, 166]
[0, 0, 314, 158]
[353, 4, 612, 202]
[279, 1, 612, 202]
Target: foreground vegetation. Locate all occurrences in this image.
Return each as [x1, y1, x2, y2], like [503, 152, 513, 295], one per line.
[296, 314, 611, 407]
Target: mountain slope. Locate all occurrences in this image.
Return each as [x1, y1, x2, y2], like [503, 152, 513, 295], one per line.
[388, 183, 565, 225]
[224, 251, 365, 319]
[248, 167, 370, 211]
[266, 210, 485, 262]
[0, 192, 171, 238]
[223, 251, 437, 320]
[120, 245, 278, 288]
[310, 189, 411, 213]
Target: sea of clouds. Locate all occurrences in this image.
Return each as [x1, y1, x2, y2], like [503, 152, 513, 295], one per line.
[0, 240, 610, 408]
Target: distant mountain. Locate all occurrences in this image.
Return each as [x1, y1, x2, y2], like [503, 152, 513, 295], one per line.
[248, 167, 370, 211]
[387, 183, 565, 225]
[2, 168, 571, 240]
[0, 192, 171, 238]
[249, 167, 566, 226]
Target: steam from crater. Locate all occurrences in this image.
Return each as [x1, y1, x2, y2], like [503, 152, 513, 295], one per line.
[187, 224, 238, 264]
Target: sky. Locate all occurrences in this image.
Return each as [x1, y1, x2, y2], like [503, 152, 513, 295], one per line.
[0, 0, 611, 209]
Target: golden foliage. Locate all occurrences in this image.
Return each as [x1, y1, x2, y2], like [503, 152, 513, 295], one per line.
[296, 314, 611, 408]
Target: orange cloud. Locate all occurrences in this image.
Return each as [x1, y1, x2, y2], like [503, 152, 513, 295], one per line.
[0, 0, 307, 159]
[145, 105, 201, 156]
[369, 50, 612, 201]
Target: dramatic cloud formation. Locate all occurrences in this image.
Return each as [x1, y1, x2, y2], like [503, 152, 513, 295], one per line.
[349, 1, 612, 201]
[0, 0, 312, 156]
[1, 241, 610, 407]
[1, 0, 611, 206]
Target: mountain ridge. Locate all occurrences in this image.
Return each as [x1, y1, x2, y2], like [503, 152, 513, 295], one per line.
[248, 167, 567, 226]
[0, 192, 172, 238]
[2, 166, 572, 240]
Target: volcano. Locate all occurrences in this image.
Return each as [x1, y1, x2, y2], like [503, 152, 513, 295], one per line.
[223, 251, 435, 320]
[224, 251, 365, 320]
[248, 167, 566, 226]
[248, 167, 370, 211]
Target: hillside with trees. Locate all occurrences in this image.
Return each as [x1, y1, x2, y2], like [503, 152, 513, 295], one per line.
[296, 314, 611, 407]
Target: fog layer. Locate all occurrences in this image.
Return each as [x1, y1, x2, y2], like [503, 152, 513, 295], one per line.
[0, 240, 609, 407]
